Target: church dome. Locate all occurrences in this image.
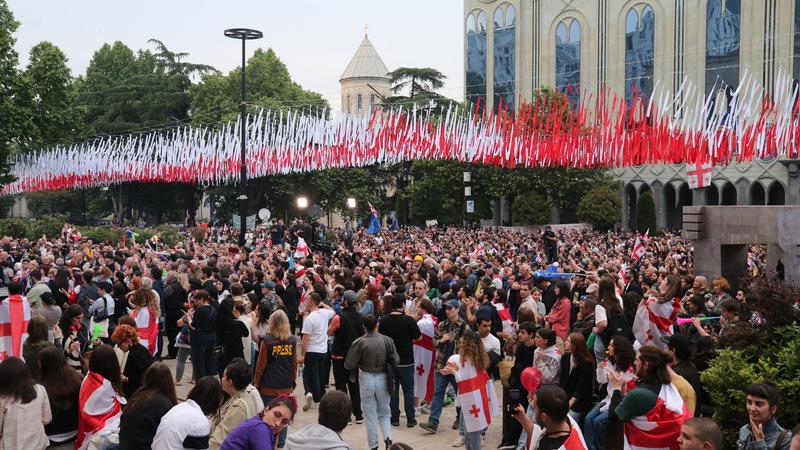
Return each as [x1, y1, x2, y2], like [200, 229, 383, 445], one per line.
[340, 35, 390, 81]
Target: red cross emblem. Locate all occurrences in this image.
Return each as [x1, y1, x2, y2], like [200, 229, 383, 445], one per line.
[469, 404, 481, 418]
[416, 364, 425, 376]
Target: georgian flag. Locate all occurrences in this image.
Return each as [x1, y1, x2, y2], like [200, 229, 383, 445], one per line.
[529, 416, 589, 450]
[413, 314, 438, 402]
[686, 160, 712, 190]
[294, 237, 310, 259]
[624, 383, 692, 450]
[494, 302, 514, 335]
[77, 371, 124, 450]
[632, 296, 681, 350]
[449, 354, 500, 433]
[631, 237, 646, 260]
[0, 295, 30, 361]
[133, 306, 159, 357]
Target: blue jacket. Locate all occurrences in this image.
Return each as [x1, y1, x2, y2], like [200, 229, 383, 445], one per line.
[737, 418, 791, 450]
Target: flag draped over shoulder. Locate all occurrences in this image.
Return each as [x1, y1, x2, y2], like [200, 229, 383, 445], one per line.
[77, 371, 124, 450]
[294, 237, 309, 259]
[413, 314, 438, 403]
[623, 383, 691, 450]
[450, 354, 500, 433]
[632, 296, 680, 349]
[0, 295, 30, 361]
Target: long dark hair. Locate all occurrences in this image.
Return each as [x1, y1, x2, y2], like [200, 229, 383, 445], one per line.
[54, 268, 71, 291]
[39, 347, 82, 410]
[188, 376, 223, 422]
[0, 357, 37, 404]
[608, 336, 636, 372]
[657, 274, 681, 304]
[126, 363, 178, 412]
[58, 304, 84, 337]
[89, 345, 121, 390]
[567, 332, 594, 366]
[598, 277, 621, 313]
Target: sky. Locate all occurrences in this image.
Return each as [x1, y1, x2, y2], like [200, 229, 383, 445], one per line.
[8, 0, 465, 112]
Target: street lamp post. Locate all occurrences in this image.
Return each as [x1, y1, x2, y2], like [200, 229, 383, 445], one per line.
[225, 27, 263, 247]
[464, 165, 473, 229]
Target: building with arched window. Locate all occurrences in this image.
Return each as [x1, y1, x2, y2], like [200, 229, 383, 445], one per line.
[340, 29, 391, 116]
[464, 0, 800, 227]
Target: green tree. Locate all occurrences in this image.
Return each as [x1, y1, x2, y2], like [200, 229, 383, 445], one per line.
[636, 191, 657, 232]
[577, 186, 621, 229]
[387, 67, 446, 103]
[0, 1, 28, 185]
[513, 191, 551, 225]
[22, 41, 82, 150]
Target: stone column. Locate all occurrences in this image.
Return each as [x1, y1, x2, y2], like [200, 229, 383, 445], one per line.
[783, 161, 800, 205]
[692, 187, 708, 206]
[652, 183, 666, 229]
[735, 179, 749, 205]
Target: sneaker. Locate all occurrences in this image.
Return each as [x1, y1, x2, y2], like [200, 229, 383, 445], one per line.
[444, 394, 455, 407]
[391, 419, 400, 427]
[385, 438, 393, 450]
[302, 393, 314, 412]
[419, 421, 438, 433]
[497, 444, 518, 450]
[452, 418, 460, 430]
[450, 436, 464, 447]
[355, 415, 365, 424]
[418, 404, 431, 415]
[407, 418, 418, 428]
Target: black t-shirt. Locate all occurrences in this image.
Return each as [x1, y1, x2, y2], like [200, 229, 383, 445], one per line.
[536, 433, 570, 450]
[379, 313, 421, 365]
[543, 230, 557, 249]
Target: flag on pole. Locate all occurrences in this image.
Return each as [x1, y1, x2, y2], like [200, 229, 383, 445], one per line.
[631, 237, 646, 260]
[367, 202, 381, 235]
[686, 160, 712, 189]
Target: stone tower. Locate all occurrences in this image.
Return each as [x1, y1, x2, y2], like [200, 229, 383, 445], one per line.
[340, 27, 392, 115]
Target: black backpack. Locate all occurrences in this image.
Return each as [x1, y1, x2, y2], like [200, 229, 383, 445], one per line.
[601, 307, 634, 343]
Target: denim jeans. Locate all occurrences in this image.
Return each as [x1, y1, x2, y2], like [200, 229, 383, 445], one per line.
[174, 347, 193, 381]
[593, 335, 607, 362]
[302, 351, 326, 402]
[261, 395, 288, 447]
[360, 372, 392, 449]
[460, 413, 486, 450]
[428, 371, 458, 427]
[583, 403, 610, 450]
[390, 365, 416, 423]
[516, 404, 535, 450]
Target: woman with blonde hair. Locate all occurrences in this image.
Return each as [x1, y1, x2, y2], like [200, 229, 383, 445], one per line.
[440, 329, 499, 450]
[252, 309, 297, 448]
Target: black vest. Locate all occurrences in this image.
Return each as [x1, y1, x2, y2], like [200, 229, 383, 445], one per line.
[332, 307, 364, 357]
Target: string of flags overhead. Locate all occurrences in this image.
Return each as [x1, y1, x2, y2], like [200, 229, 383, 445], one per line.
[4, 70, 800, 196]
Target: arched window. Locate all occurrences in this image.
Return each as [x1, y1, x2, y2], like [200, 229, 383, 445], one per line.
[494, 4, 515, 112]
[625, 5, 655, 107]
[347, 95, 351, 114]
[357, 94, 362, 112]
[556, 19, 581, 109]
[466, 10, 488, 109]
[706, 0, 740, 114]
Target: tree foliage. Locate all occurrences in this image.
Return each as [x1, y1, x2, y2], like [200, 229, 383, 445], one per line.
[513, 192, 551, 225]
[636, 191, 657, 232]
[0, 1, 25, 184]
[577, 186, 621, 229]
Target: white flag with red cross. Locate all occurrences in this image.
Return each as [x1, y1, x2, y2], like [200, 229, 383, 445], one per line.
[631, 237, 646, 261]
[0, 294, 30, 361]
[686, 160, 712, 189]
[294, 237, 310, 259]
[413, 314, 438, 402]
[449, 354, 500, 433]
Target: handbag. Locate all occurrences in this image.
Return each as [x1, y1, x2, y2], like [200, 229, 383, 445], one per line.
[383, 336, 397, 391]
[498, 357, 514, 388]
[93, 296, 109, 322]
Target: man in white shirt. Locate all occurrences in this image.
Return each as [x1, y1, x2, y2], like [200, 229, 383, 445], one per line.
[300, 292, 335, 411]
[518, 286, 545, 325]
[476, 315, 501, 357]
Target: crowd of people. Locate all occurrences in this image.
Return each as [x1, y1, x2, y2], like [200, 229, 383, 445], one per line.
[0, 220, 795, 450]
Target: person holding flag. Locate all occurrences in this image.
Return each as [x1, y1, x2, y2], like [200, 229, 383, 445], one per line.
[439, 328, 500, 450]
[367, 202, 381, 235]
[631, 229, 649, 261]
[633, 274, 682, 350]
[413, 299, 438, 415]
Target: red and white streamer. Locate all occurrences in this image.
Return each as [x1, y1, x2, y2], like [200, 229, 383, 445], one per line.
[4, 72, 800, 195]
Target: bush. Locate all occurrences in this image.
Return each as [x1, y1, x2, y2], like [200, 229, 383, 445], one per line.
[31, 215, 67, 239]
[83, 226, 121, 244]
[636, 191, 657, 232]
[153, 224, 179, 247]
[576, 186, 621, 229]
[0, 218, 32, 240]
[513, 192, 551, 225]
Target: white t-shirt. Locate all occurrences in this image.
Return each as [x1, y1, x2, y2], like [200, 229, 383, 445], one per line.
[481, 333, 501, 356]
[595, 304, 607, 324]
[151, 399, 211, 450]
[302, 308, 335, 354]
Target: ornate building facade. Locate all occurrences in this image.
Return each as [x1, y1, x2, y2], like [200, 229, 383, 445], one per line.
[340, 30, 392, 116]
[463, 0, 800, 228]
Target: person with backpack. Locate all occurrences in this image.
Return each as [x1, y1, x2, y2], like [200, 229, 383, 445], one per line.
[593, 277, 632, 361]
[88, 281, 115, 341]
